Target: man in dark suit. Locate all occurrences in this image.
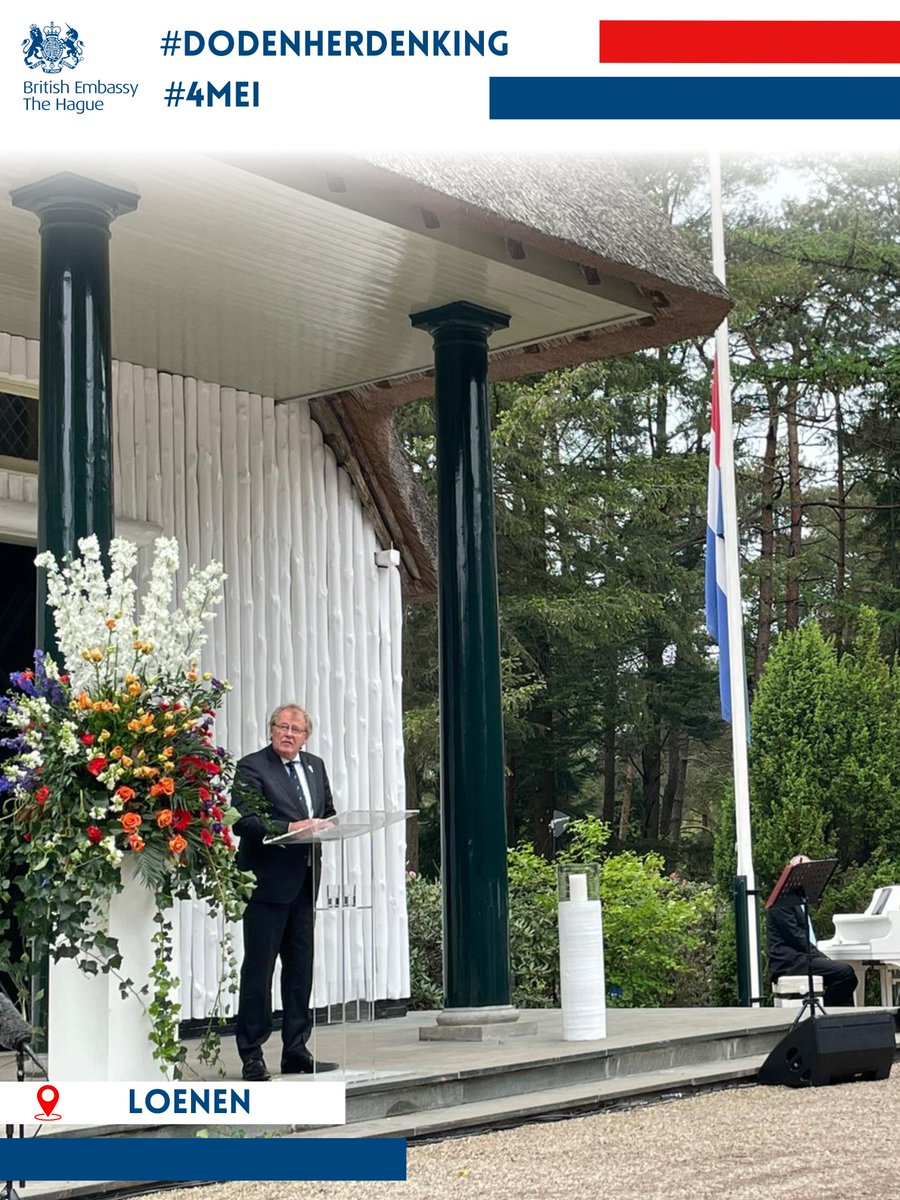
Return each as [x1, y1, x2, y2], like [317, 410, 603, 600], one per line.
[233, 704, 337, 1080]
[766, 854, 858, 1008]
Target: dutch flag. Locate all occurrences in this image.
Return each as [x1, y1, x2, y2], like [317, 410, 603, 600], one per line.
[705, 357, 732, 722]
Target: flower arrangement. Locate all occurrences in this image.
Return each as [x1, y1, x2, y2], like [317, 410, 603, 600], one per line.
[0, 535, 256, 1071]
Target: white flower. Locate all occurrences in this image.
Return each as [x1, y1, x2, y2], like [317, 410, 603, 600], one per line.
[34, 536, 225, 695]
[102, 836, 123, 866]
[58, 721, 80, 757]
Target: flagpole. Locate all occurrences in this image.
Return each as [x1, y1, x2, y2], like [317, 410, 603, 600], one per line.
[709, 149, 761, 1007]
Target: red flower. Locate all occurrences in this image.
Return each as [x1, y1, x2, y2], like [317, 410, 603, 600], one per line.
[198, 786, 212, 801]
[86, 826, 103, 844]
[34, 785, 50, 805]
[59, 674, 70, 683]
[199, 828, 214, 847]
[179, 754, 204, 782]
[86, 756, 107, 776]
[80, 733, 95, 746]
[222, 828, 234, 849]
[211, 806, 223, 821]
[172, 809, 192, 832]
[22, 833, 31, 843]
[204, 762, 221, 775]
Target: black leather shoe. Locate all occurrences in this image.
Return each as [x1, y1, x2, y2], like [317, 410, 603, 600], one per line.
[241, 1056, 271, 1081]
[280, 1052, 339, 1074]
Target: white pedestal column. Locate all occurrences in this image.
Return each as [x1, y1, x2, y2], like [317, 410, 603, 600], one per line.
[48, 863, 175, 1081]
[558, 898, 607, 1041]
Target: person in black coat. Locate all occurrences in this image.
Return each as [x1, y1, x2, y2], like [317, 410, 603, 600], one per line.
[766, 855, 858, 1008]
[233, 703, 337, 1080]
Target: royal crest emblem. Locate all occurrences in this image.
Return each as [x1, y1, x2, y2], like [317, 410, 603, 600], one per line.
[22, 20, 84, 73]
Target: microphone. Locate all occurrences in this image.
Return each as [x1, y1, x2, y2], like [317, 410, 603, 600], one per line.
[0, 995, 31, 1051]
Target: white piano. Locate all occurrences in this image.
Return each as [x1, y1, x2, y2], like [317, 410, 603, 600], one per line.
[818, 885, 900, 1007]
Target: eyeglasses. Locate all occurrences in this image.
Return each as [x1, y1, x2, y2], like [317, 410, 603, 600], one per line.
[273, 723, 308, 736]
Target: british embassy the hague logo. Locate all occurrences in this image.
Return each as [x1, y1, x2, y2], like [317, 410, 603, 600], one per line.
[22, 20, 84, 72]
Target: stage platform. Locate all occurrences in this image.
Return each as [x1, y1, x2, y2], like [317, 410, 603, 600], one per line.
[4, 1005, 899, 1200]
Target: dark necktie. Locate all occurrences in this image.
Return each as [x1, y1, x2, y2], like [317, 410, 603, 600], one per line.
[285, 760, 309, 819]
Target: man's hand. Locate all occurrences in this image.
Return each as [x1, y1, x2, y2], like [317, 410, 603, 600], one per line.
[287, 817, 333, 834]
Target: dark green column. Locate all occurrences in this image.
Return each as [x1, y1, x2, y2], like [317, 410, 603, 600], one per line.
[11, 172, 138, 652]
[411, 301, 511, 1011]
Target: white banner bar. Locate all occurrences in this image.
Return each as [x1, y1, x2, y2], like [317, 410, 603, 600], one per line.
[0, 1081, 345, 1126]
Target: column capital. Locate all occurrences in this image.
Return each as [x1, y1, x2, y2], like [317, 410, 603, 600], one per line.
[410, 300, 510, 339]
[11, 171, 139, 230]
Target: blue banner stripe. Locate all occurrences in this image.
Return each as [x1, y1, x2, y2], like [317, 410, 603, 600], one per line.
[489, 76, 900, 119]
[0, 1137, 407, 1181]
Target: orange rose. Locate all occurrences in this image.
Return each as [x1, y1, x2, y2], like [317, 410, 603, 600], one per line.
[168, 834, 188, 855]
[128, 833, 145, 852]
[119, 811, 142, 833]
[116, 786, 135, 802]
[155, 809, 174, 828]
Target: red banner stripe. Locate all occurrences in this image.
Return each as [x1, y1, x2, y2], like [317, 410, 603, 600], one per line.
[598, 20, 900, 64]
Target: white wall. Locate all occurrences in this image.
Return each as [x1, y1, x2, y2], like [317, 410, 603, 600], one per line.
[0, 332, 410, 1016]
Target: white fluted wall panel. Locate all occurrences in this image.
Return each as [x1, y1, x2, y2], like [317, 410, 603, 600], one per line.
[0, 332, 410, 1016]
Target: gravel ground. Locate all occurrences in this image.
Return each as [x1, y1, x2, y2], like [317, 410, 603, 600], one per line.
[148, 1072, 900, 1200]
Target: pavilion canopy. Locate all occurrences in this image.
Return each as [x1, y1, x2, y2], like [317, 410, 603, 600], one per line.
[0, 152, 731, 597]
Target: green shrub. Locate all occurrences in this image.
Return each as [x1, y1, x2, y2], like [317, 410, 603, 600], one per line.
[406, 818, 716, 1009]
[507, 841, 558, 1007]
[406, 872, 443, 1010]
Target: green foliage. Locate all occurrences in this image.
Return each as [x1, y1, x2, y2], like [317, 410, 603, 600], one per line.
[748, 608, 900, 988]
[599, 852, 711, 1007]
[407, 818, 715, 1010]
[406, 873, 443, 1010]
[507, 841, 559, 1006]
[749, 621, 838, 882]
[750, 609, 900, 888]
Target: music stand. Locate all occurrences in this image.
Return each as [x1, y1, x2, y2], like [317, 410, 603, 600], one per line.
[765, 858, 838, 1024]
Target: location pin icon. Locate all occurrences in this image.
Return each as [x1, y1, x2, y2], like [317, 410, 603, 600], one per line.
[35, 1084, 60, 1120]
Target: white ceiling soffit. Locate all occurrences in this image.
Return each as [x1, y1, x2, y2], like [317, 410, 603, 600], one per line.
[0, 154, 653, 403]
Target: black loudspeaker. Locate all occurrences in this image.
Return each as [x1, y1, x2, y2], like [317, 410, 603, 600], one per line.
[759, 1012, 896, 1088]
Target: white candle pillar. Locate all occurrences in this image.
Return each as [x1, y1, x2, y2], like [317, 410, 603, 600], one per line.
[557, 865, 606, 1041]
[568, 873, 588, 903]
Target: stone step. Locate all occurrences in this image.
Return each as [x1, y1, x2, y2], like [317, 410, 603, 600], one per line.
[34, 1021, 787, 1144]
[342, 1025, 783, 1124]
[290, 1055, 770, 1141]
